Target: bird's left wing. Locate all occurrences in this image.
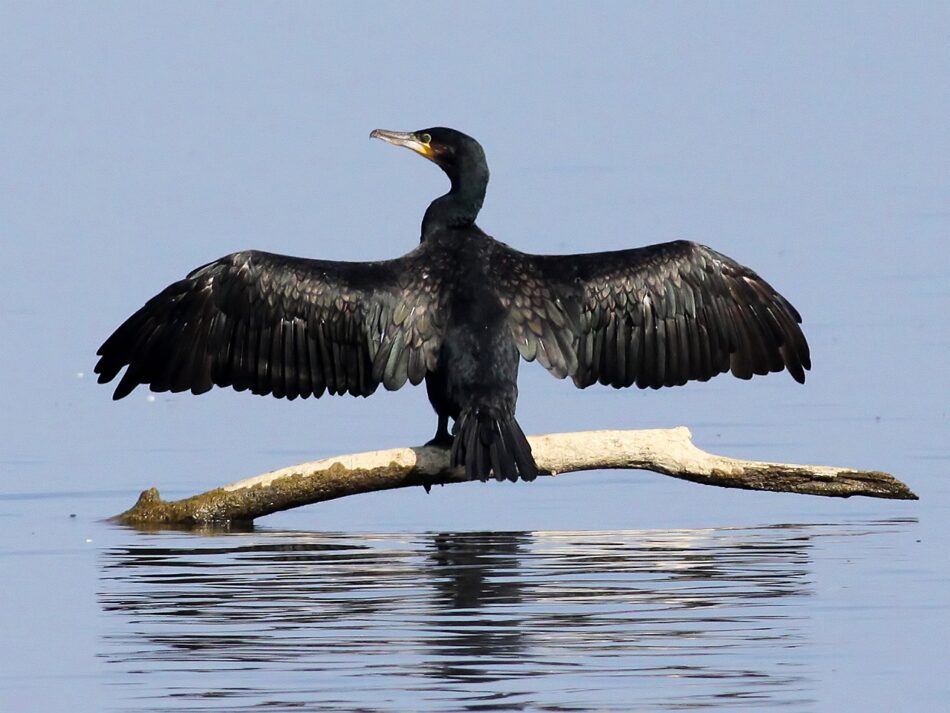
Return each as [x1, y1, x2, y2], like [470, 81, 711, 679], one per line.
[95, 248, 445, 400]
[494, 240, 810, 389]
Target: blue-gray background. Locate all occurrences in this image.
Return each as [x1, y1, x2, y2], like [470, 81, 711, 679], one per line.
[1, 3, 947, 712]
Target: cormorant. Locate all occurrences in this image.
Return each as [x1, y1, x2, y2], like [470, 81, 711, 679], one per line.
[95, 127, 810, 483]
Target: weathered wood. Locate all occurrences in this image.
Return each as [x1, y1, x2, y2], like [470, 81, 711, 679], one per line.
[113, 427, 917, 526]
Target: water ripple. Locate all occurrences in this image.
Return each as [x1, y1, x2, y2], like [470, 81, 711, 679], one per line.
[98, 521, 907, 711]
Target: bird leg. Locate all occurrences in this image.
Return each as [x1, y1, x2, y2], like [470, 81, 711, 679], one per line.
[424, 414, 454, 449]
[421, 414, 455, 493]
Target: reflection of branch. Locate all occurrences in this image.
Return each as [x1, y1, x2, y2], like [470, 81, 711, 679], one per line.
[114, 427, 918, 526]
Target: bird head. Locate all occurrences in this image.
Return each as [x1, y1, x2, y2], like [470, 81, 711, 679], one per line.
[370, 127, 487, 185]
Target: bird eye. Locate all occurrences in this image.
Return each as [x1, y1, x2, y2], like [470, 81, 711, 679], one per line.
[420, 133, 432, 144]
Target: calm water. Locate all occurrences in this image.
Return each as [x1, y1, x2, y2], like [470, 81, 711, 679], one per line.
[3, 491, 947, 712]
[3, 4, 949, 712]
[98, 520, 928, 711]
[94, 522, 911, 712]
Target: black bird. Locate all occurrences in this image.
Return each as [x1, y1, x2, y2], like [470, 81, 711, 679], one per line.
[95, 127, 810, 483]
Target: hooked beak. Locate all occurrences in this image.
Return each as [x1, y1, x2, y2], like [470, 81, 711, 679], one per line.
[370, 129, 434, 160]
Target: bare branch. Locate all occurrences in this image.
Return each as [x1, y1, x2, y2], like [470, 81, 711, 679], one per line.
[113, 427, 917, 526]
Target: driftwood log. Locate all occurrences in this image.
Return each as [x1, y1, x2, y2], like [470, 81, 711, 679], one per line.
[113, 427, 916, 526]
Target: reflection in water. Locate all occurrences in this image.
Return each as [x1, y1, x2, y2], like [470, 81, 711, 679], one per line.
[98, 522, 908, 711]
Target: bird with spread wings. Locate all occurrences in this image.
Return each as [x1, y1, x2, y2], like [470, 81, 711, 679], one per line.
[97, 127, 810, 483]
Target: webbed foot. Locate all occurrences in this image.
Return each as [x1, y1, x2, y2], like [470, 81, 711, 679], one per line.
[424, 432, 455, 449]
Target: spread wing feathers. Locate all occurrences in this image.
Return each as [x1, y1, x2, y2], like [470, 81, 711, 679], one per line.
[95, 249, 445, 400]
[498, 240, 810, 389]
[490, 246, 580, 380]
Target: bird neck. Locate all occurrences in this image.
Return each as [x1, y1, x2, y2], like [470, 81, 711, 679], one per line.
[421, 165, 489, 238]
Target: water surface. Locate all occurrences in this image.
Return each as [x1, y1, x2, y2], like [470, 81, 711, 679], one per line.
[96, 521, 911, 712]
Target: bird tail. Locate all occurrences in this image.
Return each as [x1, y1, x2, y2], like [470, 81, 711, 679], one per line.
[451, 406, 538, 482]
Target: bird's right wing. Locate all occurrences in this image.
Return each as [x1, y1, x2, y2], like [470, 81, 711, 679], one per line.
[495, 240, 810, 389]
[95, 248, 445, 400]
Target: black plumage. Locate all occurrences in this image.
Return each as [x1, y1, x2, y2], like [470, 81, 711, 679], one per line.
[96, 127, 810, 483]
